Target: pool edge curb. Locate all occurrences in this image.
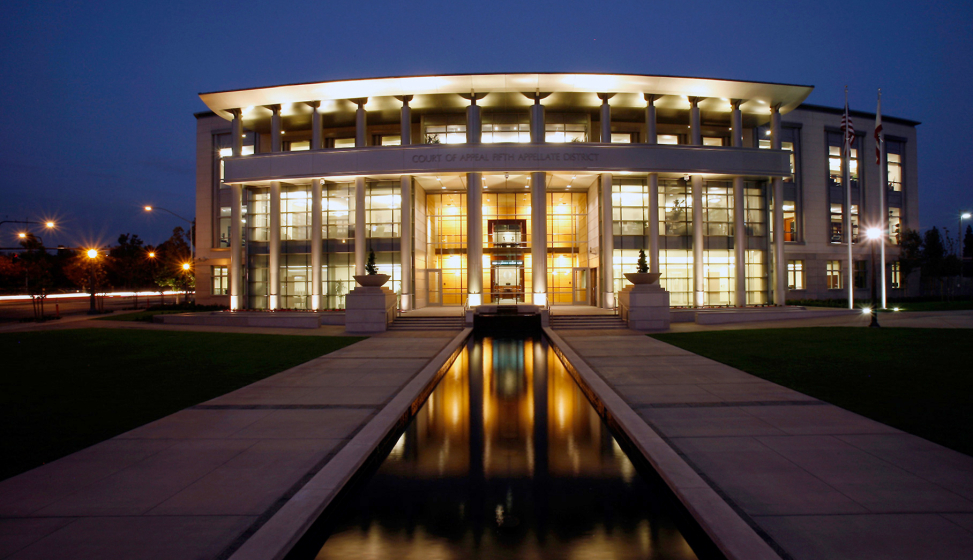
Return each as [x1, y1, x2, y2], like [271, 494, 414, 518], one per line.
[543, 327, 781, 560]
[227, 328, 472, 560]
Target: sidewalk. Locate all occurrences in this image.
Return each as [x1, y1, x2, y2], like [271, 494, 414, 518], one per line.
[0, 329, 467, 560]
[553, 327, 973, 560]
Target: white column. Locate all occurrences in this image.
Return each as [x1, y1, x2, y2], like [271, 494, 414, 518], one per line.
[229, 109, 243, 310]
[771, 104, 786, 305]
[731, 99, 744, 148]
[466, 97, 481, 144]
[399, 96, 412, 146]
[309, 101, 321, 151]
[355, 176, 366, 275]
[645, 94, 657, 144]
[310, 102, 322, 310]
[269, 181, 281, 310]
[731, 100, 746, 307]
[599, 94, 612, 142]
[270, 105, 281, 152]
[531, 172, 547, 306]
[311, 179, 322, 310]
[467, 172, 482, 306]
[530, 96, 545, 143]
[400, 175, 412, 310]
[355, 100, 367, 147]
[601, 173, 614, 308]
[733, 177, 746, 307]
[690, 97, 702, 145]
[692, 175, 704, 307]
[648, 173, 660, 274]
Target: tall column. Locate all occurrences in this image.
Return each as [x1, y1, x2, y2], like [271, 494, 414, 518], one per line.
[770, 104, 786, 305]
[355, 176, 366, 275]
[355, 99, 368, 147]
[689, 97, 702, 145]
[530, 96, 545, 143]
[311, 179, 323, 310]
[269, 181, 281, 310]
[229, 109, 243, 310]
[692, 175, 704, 307]
[309, 101, 322, 150]
[269, 105, 281, 152]
[648, 173, 660, 274]
[309, 102, 323, 310]
[733, 177, 746, 307]
[645, 94, 657, 144]
[601, 173, 614, 308]
[731, 100, 746, 307]
[598, 94, 612, 142]
[398, 96, 412, 145]
[467, 172, 482, 306]
[400, 175, 412, 310]
[531, 172, 547, 306]
[730, 99, 743, 148]
[467, 96, 481, 144]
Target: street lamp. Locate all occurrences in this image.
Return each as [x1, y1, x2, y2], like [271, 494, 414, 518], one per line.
[960, 213, 971, 291]
[86, 249, 99, 314]
[144, 206, 195, 302]
[865, 227, 882, 327]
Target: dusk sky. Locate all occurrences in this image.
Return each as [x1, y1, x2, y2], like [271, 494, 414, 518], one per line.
[2, 0, 971, 248]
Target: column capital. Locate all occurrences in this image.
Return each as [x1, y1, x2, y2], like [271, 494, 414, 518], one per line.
[348, 98, 368, 107]
[730, 99, 743, 110]
[228, 108, 242, 117]
[597, 92, 615, 102]
[522, 91, 552, 103]
[305, 100, 320, 109]
[687, 96, 704, 107]
[770, 103, 782, 113]
[265, 104, 281, 113]
[644, 93, 658, 105]
[459, 92, 488, 104]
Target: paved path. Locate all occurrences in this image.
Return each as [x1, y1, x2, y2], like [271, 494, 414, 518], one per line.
[555, 328, 973, 560]
[0, 330, 463, 560]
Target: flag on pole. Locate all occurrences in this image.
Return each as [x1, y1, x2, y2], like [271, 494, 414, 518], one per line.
[874, 90, 883, 164]
[841, 96, 855, 157]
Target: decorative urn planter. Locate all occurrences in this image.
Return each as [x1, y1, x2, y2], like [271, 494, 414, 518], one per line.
[624, 272, 662, 285]
[354, 274, 390, 287]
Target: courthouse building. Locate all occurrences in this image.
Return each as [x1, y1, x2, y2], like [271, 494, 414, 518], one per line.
[192, 73, 919, 310]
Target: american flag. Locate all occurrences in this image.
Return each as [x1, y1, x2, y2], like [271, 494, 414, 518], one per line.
[874, 90, 883, 165]
[841, 95, 855, 158]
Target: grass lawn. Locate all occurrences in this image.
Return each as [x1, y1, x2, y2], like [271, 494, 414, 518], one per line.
[0, 329, 364, 481]
[651, 328, 973, 457]
[95, 309, 192, 322]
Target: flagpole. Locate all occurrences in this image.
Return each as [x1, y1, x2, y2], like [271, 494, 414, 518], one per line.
[877, 89, 887, 309]
[844, 87, 854, 309]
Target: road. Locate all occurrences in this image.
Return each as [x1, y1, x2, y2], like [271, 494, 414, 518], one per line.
[0, 293, 184, 323]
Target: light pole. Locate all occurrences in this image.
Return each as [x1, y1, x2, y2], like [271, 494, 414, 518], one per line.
[86, 248, 99, 315]
[865, 227, 882, 327]
[144, 206, 195, 302]
[960, 212, 971, 293]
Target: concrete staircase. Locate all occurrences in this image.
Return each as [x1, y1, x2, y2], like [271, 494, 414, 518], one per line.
[388, 315, 467, 331]
[549, 314, 628, 330]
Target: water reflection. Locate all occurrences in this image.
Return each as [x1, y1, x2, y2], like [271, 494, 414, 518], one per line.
[313, 337, 699, 560]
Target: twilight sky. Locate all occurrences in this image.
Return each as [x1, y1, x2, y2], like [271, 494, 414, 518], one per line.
[1, 0, 971, 248]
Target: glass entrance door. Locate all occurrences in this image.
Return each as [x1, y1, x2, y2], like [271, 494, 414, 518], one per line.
[572, 268, 590, 305]
[427, 269, 442, 306]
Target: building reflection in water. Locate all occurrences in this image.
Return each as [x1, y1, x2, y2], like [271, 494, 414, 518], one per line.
[314, 337, 699, 560]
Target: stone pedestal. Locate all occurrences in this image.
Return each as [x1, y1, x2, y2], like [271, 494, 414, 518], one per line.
[345, 286, 397, 334]
[618, 283, 670, 331]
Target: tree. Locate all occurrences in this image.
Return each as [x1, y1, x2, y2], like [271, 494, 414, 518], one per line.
[365, 249, 378, 275]
[0, 254, 23, 294]
[922, 227, 946, 296]
[63, 250, 109, 296]
[637, 249, 648, 273]
[153, 227, 192, 292]
[897, 228, 923, 288]
[108, 233, 156, 290]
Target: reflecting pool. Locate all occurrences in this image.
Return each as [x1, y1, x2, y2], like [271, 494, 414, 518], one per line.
[309, 337, 702, 559]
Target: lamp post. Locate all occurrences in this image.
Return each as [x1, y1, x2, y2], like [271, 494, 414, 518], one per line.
[865, 227, 882, 327]
[86, 248, 99, 315]
[144, 206, 195, 302]
[960, 212, 971, 293]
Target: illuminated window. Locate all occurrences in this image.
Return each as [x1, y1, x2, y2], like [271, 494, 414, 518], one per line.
[380, 135, 401, 146]
[830, 203, 860, 244]
[827, 260, 842, 290]
[827, 133, 859, 186]
[281, 187, 310, 241]
[218, 206, 231, 248]
[286, 140, 309, 151]
[334, 138, 356, 149]
[888, 207, 902, 245]
[610, 133, 632, 143]
[281, 254, 310, 309]
[425, 114, 467, 144]
[211, 266, 228, 296]
[745, 185, 766, 237]
[703, 182, 732, 236]
[657, 134, 679, 145]
[783, 202, 797, 242]
[484, 114, 530, 143]
[545, 113, 588, 142]
[887, 152, 902, 192]
[891, 261, 901, 288]
[248, 190, 270, 242]
[702, 137, 723, 146]
[787, 260, 805, 290]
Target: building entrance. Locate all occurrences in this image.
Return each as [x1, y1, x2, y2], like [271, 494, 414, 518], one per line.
[488, 219, 526, 303]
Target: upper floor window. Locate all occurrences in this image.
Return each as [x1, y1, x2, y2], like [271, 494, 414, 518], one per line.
[827, 131, 859, 185]
[546, 113, 588, 142]
[334, 138, 356, 149]
[702, 137, 723, 146]
[286, 140, 309, 151]
[610, 133, 633, 143]
[887, 152, 902, 192]
[379, 135, 401, 146]
[657, 134, 679, 145]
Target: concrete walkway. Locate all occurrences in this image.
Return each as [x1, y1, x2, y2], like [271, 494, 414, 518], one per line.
[553, 327, 973, 560]
[0, 329, 467, 560]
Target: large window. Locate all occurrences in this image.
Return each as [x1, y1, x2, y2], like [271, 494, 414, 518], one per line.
[425, 114, 467, 144]
[827, 260, 842, 290]
[211, 266, 228, 296]
[787, 260, 805, 290]
[891, 261, 901, 288]
[830, 203, 859, 244]
[483, 113, 529, 143]
[887, 153, 902, 192]
[549, 191, 588, 304]
[427, 192, 468, 305]
[854, 260, 867, 289]
[613, 181, 648, 237]
[280, 254, 310, 309]
[545, 113, 588, 142]
[248, 190, 270, 242]
[828, 144, 859, 185]
[702, 182, 732, 236]
[889, 207, 902, 245]
[281, 186, 310, 241]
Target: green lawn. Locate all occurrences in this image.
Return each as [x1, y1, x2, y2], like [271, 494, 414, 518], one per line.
[0, 329, 364, 481]
[651, 328, 973, 457]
